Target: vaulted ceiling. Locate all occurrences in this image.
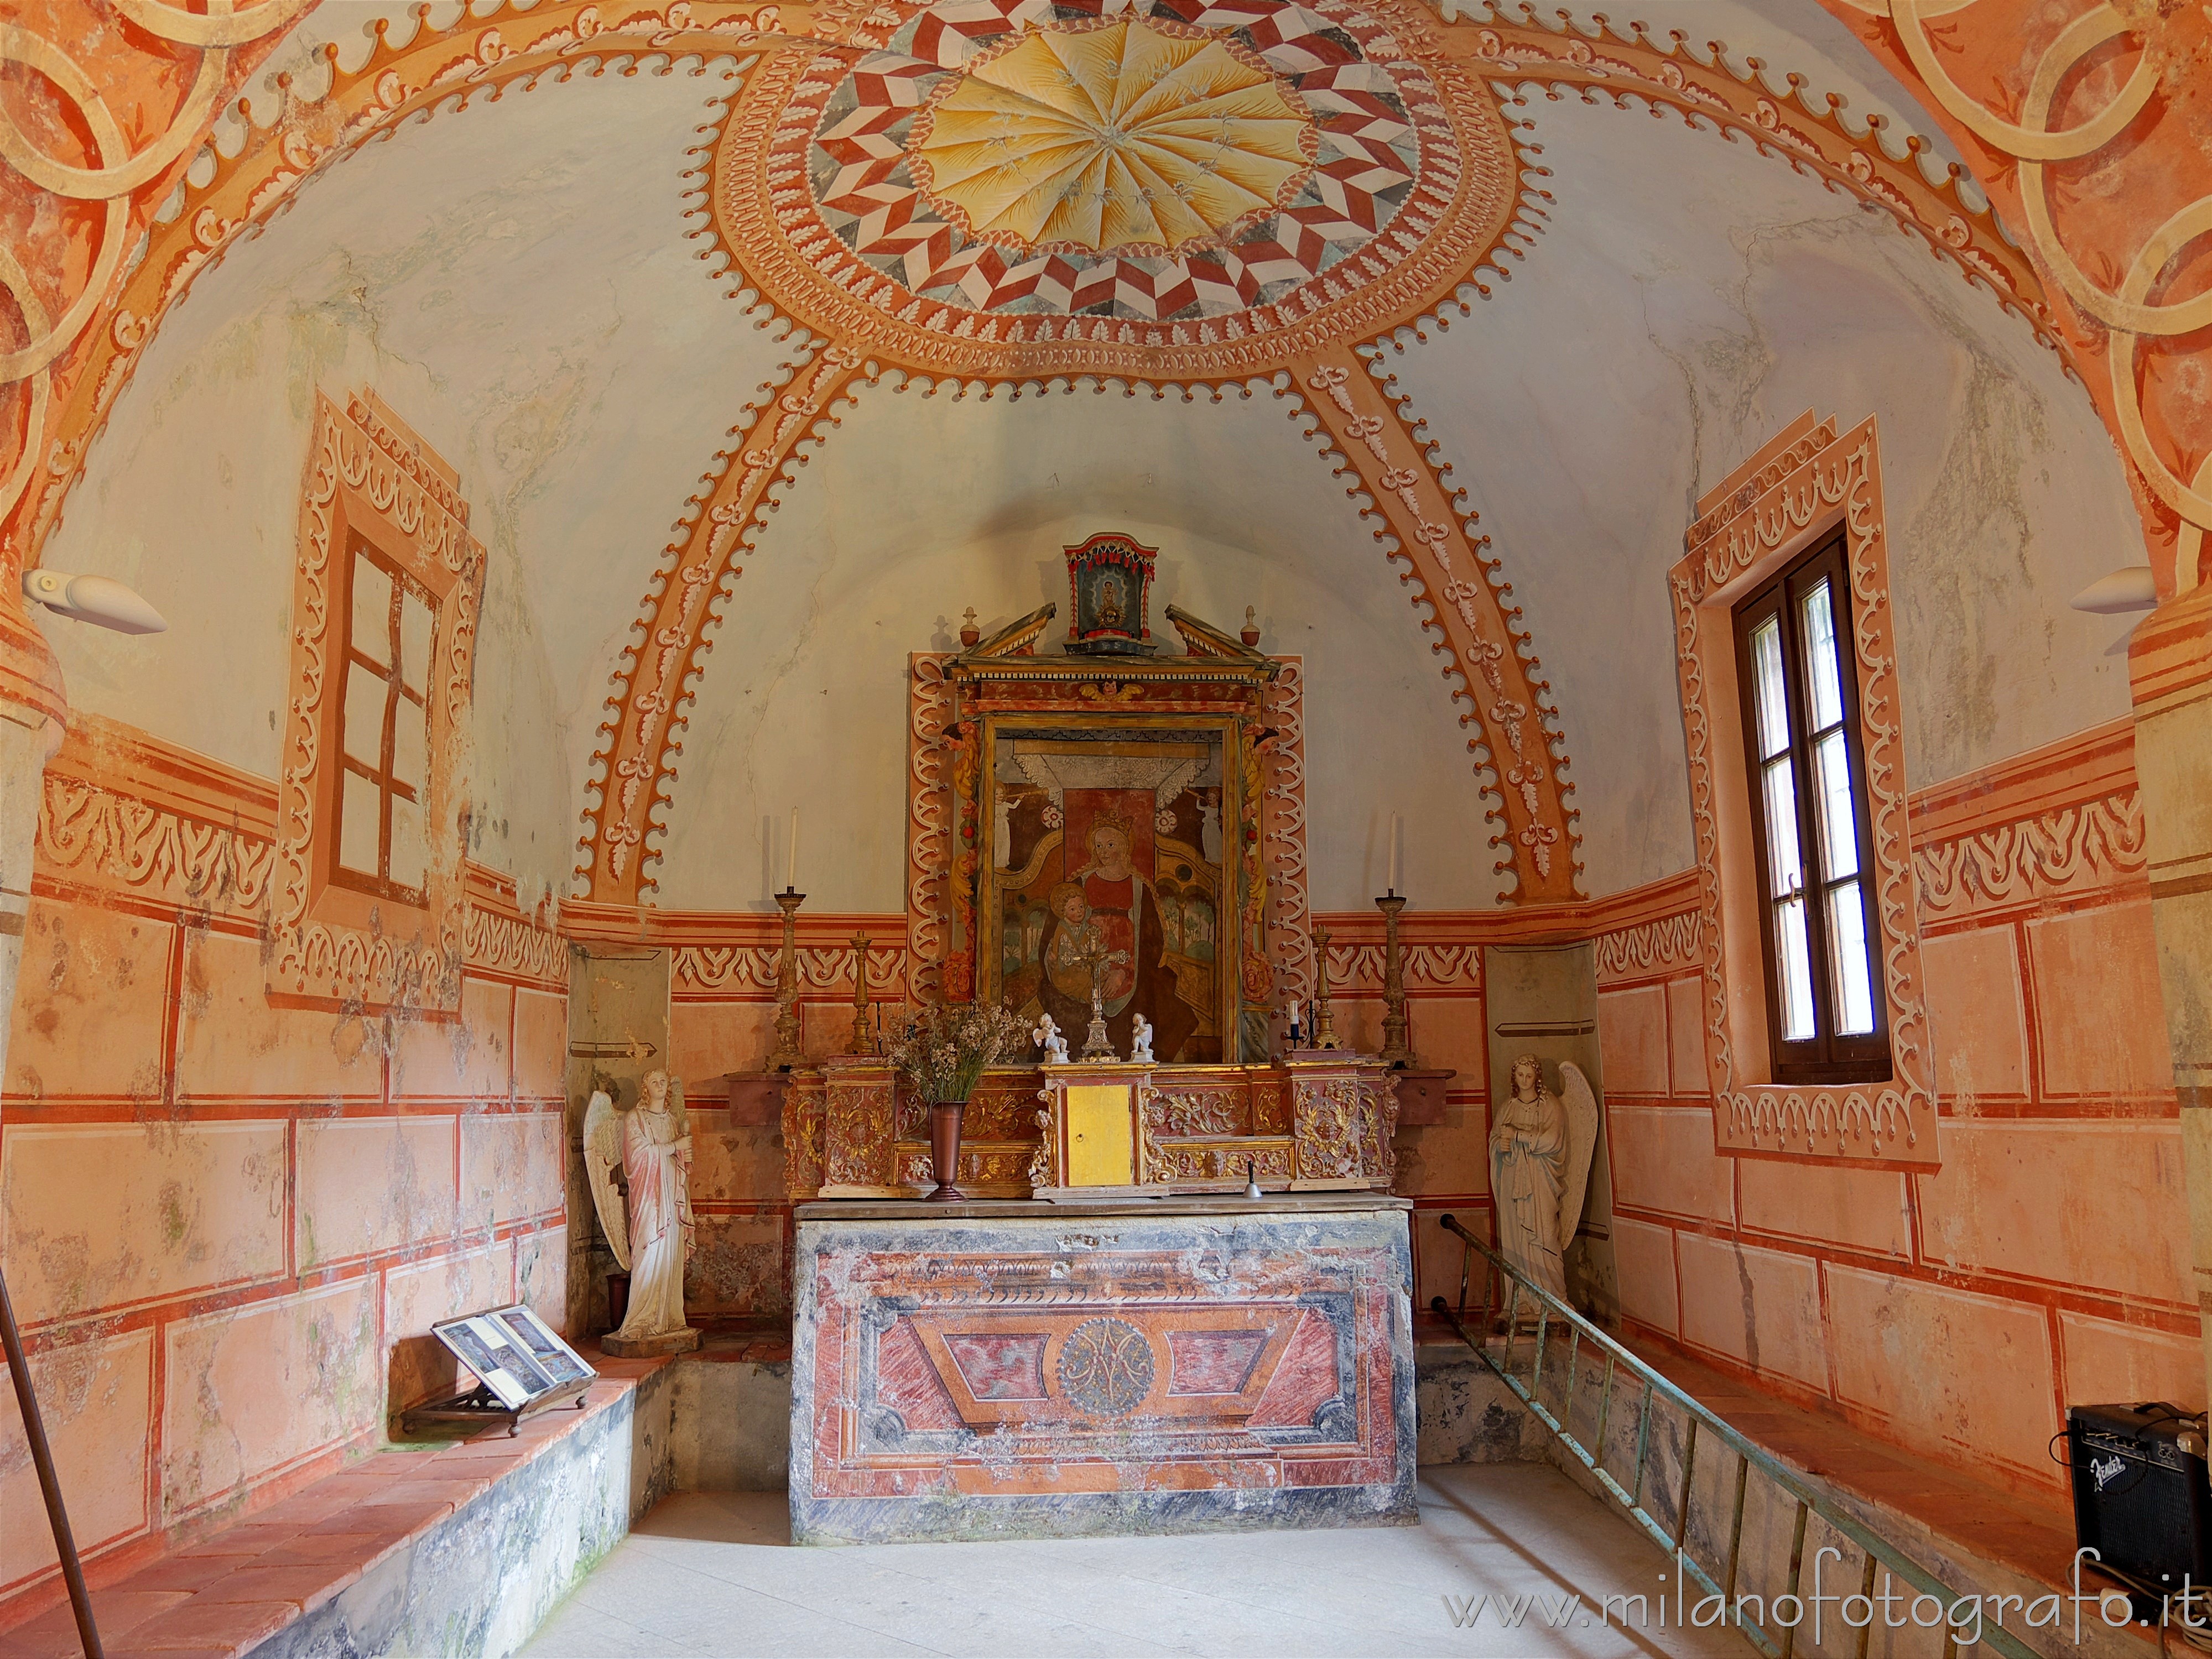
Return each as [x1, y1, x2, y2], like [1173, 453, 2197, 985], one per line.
[32, 0, 2146, 913]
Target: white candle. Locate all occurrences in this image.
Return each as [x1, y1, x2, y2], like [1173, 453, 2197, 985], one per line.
[1289, 1000, 1301, 1029]
[1387, 812, 1401, 894]
[787, 808, 799, 891]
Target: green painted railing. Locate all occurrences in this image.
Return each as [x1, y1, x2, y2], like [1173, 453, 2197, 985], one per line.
[1431, 1213, 2039, 1659]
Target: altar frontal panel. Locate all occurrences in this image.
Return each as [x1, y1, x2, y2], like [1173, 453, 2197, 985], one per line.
[789, 1202, 1415, 1543]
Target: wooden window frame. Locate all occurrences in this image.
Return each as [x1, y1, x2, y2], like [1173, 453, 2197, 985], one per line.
[1731, 533, 1890, 1086]
[330, 536, 436, 909]
[1666, 410, 1937, 1167]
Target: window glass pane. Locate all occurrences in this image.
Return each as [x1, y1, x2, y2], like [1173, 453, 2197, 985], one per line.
[1761, 755, 1803, 898]
[350, 556, 393, 670]
[1800, 578, 1844, 733]
[389, 795, 426, 892]
[399, 589, 434, 697]
[1810, 729, 1858, 881]
[1774, 897, 1815, 1041]
[339, 771, 381, 875]
[343, 662, 388, 770]
[392, 695, 429, 794]
[1750, 615, 1790, 759]
[1828, 883, 1877, 1035]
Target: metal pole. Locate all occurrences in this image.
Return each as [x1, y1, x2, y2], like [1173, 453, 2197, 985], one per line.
[0, 1260, 103, 1658]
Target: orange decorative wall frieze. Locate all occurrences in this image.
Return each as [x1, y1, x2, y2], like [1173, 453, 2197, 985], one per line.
[1302, 351, 1579, 900]
[35, 714, 278, 919]
[33, 714, 566, 990]
[1904, 718, 2146, 924]
[1594, 910, 1703, 985]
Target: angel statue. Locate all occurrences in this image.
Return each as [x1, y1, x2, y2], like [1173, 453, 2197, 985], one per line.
[1130, 1014, 1154, 1063]
[584, 1070, 701, 1356]
[1487, 1054, 1599, 1313]
[1034, 1013, 1069, 1065]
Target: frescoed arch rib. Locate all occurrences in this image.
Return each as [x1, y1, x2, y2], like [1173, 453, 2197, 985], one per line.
[1297, 345, 1577, 899]
[580, 342, 870, 902]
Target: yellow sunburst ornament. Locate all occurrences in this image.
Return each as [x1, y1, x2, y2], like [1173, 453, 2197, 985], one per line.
[911, 18, 1317, 255]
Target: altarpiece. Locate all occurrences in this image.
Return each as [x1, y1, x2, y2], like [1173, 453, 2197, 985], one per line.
[784, 534, 1401, 1202]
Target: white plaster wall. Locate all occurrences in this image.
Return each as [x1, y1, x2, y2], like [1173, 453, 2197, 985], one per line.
[649, 383, 1508, 912]
[1377, 93, 2145, 897]
[38, 59, 807, 899]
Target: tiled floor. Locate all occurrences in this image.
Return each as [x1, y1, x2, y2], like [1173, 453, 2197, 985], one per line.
[522, 1466, 1741, 1658]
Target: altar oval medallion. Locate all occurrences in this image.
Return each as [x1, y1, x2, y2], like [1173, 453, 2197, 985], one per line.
[1056, 1316, 1156, 1416]
[715, 0, 1517, 376]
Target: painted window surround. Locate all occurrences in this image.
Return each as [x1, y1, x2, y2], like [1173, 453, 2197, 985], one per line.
[270, 391, 486, 1015]
[1670, 412, 1938, 1168]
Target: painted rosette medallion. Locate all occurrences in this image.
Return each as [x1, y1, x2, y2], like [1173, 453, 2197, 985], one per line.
[720, 0, 1517, 373]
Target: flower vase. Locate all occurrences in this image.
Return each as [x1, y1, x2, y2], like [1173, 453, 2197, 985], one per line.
[927, 1100, 967, 1202]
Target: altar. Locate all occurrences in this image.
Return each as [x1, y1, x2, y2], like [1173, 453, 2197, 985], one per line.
[788, 1193, 1415, 1544]
[774, 538, 1419, 1544]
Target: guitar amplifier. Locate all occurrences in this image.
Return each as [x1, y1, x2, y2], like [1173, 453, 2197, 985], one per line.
[2067, 1402, 2212, 1604]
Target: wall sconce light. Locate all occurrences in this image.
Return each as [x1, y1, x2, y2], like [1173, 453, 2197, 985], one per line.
[2069, 565, 2157, 616]
[21, 570, 168, 635]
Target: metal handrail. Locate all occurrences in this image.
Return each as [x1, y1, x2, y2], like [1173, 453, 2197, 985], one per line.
[1430, 1213, 2036, 1659]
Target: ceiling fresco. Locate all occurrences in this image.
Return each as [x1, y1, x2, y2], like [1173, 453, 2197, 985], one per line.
[9, 0, 2153, 917]
[750, 0, 1509, 353]
[904, 15, 1316, 256]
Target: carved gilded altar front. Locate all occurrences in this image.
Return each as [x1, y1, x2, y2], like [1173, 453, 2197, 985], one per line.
[788, 1057, 1398, 1201]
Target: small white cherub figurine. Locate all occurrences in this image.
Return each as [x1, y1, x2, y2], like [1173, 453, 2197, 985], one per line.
[1130, 1013, 1154, 1063]
[1034, 1012, 1069, 1064]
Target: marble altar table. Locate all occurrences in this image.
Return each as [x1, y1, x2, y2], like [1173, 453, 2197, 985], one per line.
[788, 1193, 1415, 1544]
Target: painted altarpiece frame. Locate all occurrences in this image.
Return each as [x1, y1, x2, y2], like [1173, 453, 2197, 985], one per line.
[908, 604, 1291, 1061]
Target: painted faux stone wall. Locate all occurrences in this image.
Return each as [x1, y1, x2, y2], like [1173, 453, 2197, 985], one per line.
[0, 718, 569, 1605]
[1594, 722, 2196, 1500]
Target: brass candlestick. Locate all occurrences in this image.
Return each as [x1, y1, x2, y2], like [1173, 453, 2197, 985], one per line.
[847, 933, 874, 1055]
[1309, 925, 1339, 1050]
[768, 888, 805, 1071]
[1377, 894, 1416, 1068]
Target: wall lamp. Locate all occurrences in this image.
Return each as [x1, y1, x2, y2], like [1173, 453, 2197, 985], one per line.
[22, 568, 168, 634]
[2069, 565, 2157, 616]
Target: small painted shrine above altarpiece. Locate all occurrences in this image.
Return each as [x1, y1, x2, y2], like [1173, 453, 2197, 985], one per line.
[921, 562, 1293, 1066]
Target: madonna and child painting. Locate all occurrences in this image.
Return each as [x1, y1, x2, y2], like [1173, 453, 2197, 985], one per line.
[987, 731, 1227, 1063]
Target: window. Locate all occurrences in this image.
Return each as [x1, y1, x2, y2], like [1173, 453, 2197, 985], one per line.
[335, 538, 436, 903]
[1732, 533, 1888, 1085]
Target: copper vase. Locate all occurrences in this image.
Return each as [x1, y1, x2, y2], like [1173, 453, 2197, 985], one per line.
[927, 1102, 966, 1202]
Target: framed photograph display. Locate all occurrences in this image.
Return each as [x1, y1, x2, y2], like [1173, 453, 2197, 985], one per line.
[429, 1305, 595, 1413]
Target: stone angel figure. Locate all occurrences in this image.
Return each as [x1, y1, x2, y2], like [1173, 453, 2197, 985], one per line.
[1034, 1012, 1069, 1065]
[1487, 1054, 1599, 1310]
[583, 1070, 701, 1355]
[1130, 1014, 1154, 1063]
